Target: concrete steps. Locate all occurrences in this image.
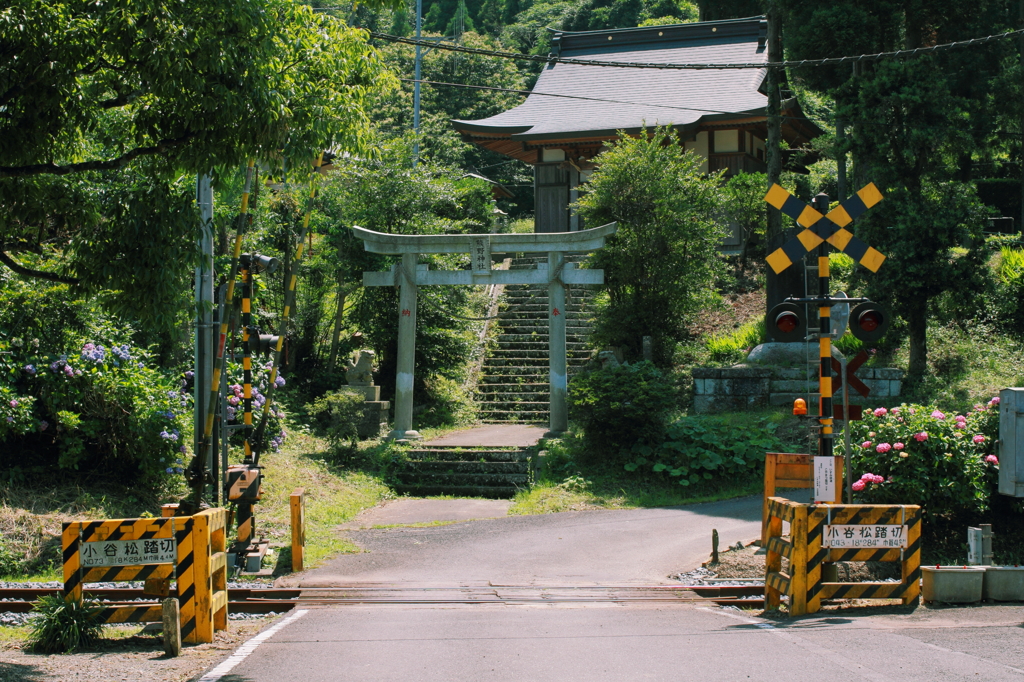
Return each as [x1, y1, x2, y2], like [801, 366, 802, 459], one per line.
[474, 255, 597, 424]
[392, 447, 532, 498]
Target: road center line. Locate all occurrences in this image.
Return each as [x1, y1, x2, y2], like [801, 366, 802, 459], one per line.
[196, 609, 309, 682]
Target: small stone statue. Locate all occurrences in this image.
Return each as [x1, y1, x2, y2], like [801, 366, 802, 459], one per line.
[345, 350, 376, 386]
[598, 350, 621, 369]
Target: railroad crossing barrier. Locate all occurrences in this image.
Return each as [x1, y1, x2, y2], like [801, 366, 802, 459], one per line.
[764, 497, 921, 615]
[62, 508, 228, 643]
[761, 453, 843, 546]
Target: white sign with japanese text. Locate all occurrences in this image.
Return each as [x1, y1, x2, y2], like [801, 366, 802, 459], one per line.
[80, 538, 176, 567]
[472, 237, 490, 274]
[823, 525, 908, 549]
[813, 456, 835, 502]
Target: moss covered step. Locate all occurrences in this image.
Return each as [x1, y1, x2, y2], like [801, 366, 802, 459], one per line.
[401, 448, 528, 462]
[403, 461, 529, 475]
[392, 485, 523, 499]
[476, 383, 550, 393]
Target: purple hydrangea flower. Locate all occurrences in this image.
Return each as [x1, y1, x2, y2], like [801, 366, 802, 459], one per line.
[274, 375, 286, 388]
[22, 364, 35, 375]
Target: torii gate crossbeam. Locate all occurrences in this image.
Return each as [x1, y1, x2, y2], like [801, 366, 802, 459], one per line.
[353, 222, 617, 440]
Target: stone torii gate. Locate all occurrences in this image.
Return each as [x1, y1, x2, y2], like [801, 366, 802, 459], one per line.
[353, 222, 617, 440]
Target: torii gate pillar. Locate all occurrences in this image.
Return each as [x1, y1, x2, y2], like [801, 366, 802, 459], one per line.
[354, 223, 617, 440]
[393, 252, 421, 440]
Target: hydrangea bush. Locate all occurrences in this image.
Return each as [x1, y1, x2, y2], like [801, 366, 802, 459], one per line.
[223, 360, 288, 453]
[838, 399, 1001, 517]
[0, 337, 190, 482]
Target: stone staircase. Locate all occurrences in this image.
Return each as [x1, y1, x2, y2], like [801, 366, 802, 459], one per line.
[476, 255, 598, 424]
[391, 446, 532, 498]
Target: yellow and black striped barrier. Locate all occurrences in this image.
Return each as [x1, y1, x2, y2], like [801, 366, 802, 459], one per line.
[62, 508, 228, 643]
[764, 497, 921, 615]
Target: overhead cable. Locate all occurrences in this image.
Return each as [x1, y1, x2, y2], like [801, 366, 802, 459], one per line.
[371, 29, 1024, 71]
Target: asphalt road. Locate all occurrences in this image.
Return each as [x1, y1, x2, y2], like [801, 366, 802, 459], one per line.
[197, 495, 1024, 682]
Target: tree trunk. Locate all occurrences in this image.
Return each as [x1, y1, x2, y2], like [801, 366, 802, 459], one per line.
[906, 302, 928, 379]
[327, 288, 347, 372]
[764, 2, 803, 310]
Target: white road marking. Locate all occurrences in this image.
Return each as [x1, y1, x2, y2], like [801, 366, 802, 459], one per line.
[196, 609, 309, 682]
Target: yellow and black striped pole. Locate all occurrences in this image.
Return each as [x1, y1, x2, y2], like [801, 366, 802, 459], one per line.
[813, 193, 834, 460]
[252, 153, 323, 465]
[188, 160, 256, 512]
[241, 261, 254, 462]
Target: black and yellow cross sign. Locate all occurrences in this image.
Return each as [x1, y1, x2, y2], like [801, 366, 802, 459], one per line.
[764, 183, 886, 274]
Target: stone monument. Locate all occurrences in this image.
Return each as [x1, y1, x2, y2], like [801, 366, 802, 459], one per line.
[345, 349, 390, 438]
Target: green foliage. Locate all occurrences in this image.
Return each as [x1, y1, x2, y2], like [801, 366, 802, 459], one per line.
[305, 389, 365, 457]
[567, 361, 678, 462]
[575, 127, 726, 363]
[720, 172, 768, 262]
[417, 375, 478, 428]
[625, 413, 784, 486]
[0, 539, 21, 577]
[704, 318, 765, 364]
[994, 246, 1024, 333]
[838, 401, 1001, 519]
[28, 594, 104, 654]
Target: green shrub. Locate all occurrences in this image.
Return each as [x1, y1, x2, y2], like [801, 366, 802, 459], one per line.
[418, 374, 477, 428]
[995, 246, 1024, 333]
[838, 400, 1001, 518]
[28, 594, 104, 653]
[0, 540, 22, 576]
[705, 318, 765, 363]
[305, 389, 365, 456]
[626, 413, 783, 486]
[567, 362, 678, 462]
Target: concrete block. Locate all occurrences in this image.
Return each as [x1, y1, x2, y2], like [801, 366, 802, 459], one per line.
[693, 378, 706, 395]
[703, 378, 719, 395]
[771, 380, 813, 393]
[875, 368, 903, 380]
[692, 368, 723, 379]
[722, 366, 772, 380]
[772, 368, 809, 380]
[889, 380, 902, 397]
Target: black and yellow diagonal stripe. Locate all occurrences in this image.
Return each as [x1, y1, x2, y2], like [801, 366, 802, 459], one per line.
[764, 183, 886, 274]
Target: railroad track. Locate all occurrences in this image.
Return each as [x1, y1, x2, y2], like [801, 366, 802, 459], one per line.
[0, 585, 765, 614]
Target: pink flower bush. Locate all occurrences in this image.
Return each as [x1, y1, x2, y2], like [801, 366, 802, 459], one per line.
[954, 422, 966, 429]
[893, 442, 904, 450]
[873, 407, 888, 417]
[931, 410, 946, 420]
[990, 397, 1000, 406]
[852, 480, 865, 491]
[876, 443, 892, 453]
[861, 441, 872, 449]
[986, 455, 999, 465]
[955, 414, 967, 423]
[914, 432, 928, 442]
[973, 434, 985, 444]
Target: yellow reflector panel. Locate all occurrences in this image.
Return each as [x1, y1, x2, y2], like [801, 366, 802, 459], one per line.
[826, 205, 853, 228]
[797, 228, 824, 250]
[857, 183, 884, 208]
[828, 228, 853, 250]
[797, 205, 823, 228]
[766, 249, 792, 274]
[860, 247, 886, 272]
[764, 183, 791, 209]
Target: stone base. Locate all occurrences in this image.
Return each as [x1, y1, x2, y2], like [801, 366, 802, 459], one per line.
[746, 342, 844, 366]
[386, 429, 422, 441]
[358, 400, 390, 439]
[348, 385, 380, 402]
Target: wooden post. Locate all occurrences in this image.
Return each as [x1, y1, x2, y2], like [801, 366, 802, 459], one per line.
[291, 488, 306, 572]
[162, 598, 181, 657]
[761, 454, 778, 546]
[192, 511, 214, 644]
[765, 510, 783, 610]
[789, 505, 809, 615]
[711, 529, 719, 563]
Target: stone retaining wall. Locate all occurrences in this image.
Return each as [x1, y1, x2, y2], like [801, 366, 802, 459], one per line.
[693, 366, 904, 414]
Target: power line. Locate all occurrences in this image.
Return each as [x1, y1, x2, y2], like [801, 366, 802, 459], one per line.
[372, 28, 1024, 71]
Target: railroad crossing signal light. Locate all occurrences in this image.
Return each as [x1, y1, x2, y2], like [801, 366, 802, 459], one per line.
[849, 302, 891, 343]
[240, 253, 280, 274]
[763, 183, 886, 274]
[765, 303, 807, 342]
[248, 332, 281, 356]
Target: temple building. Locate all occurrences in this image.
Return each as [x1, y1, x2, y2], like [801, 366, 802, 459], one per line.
[452, 16, 821, 237]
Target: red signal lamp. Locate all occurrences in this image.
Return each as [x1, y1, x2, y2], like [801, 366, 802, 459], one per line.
[793, 398, 807, 416]
[776, 311, 800, 334]
[849, 302, 890, 343]
[764, 303, 806, 343]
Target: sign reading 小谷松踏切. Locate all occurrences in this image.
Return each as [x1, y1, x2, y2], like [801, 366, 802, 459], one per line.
[823, 525, 908, 549]
[80, 538, 176, 567]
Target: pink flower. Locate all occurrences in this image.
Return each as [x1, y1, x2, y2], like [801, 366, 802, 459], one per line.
[954, 422, 966, 429]
[990, 397, 1001, 405]
[861, 441, 872, 449]
[876, 443, 892, 453]
[973, 435, 985, 444]
[955, 414, 967, 423]
[860, 473, 884, 484]
[873, 407, 888, 417]
[914, 432, 928, 442]
[891, 407, 901, 415]
[931, 410, 946, 420]
[909, 408, 917, 415]
[986, 455, 999, 464]
[852, 480, 865, 491]
[893, 442, 904, 450]
[8, 399, 16, 408]
[974, 403, 985, 412]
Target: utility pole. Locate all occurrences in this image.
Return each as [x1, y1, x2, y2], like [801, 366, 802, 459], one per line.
[413, 0, 423, 167]
[1019, 0, 1023, 234]
[194, 175, 215, 497]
